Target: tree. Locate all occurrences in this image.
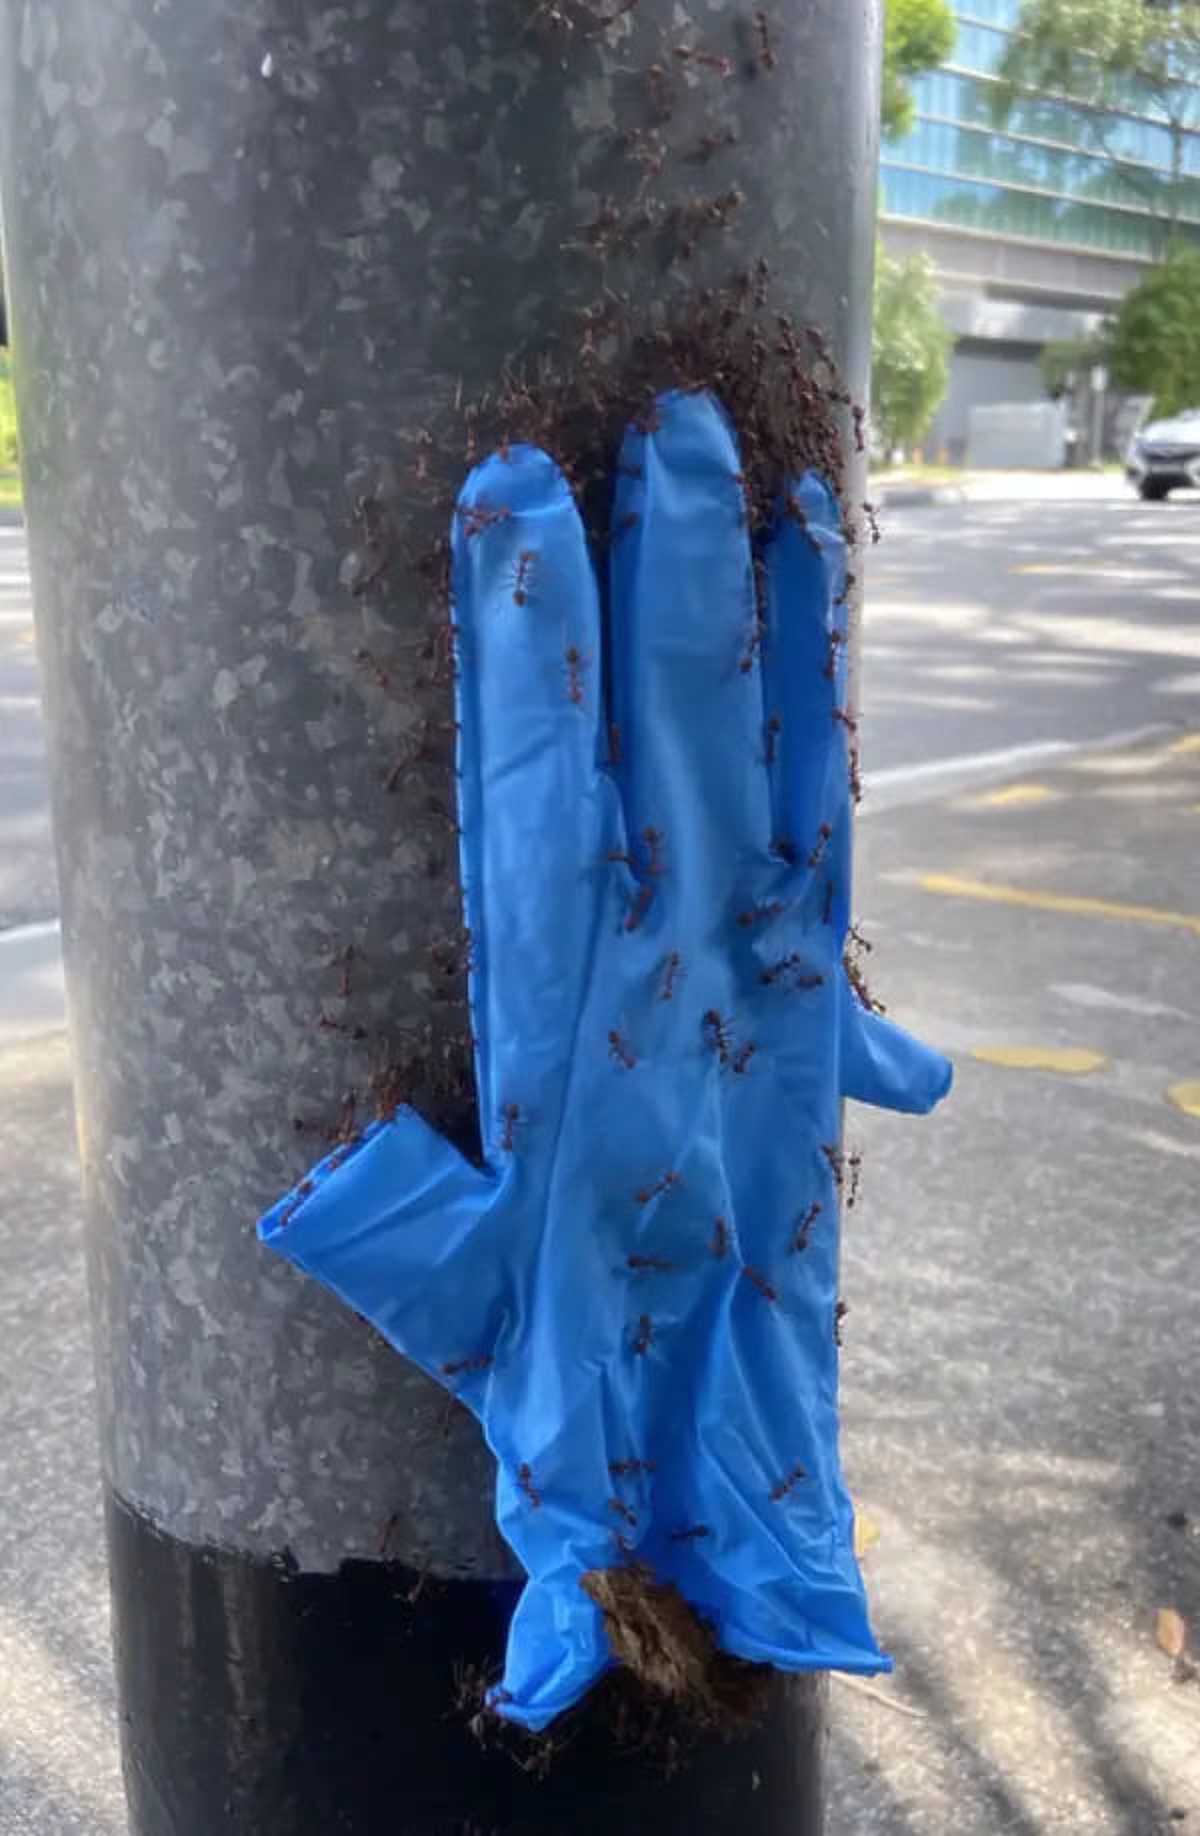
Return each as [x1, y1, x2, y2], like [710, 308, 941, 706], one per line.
[992, 0, 1200, 243]
[871, 248, 953, 455]
[883, 0, 957, 138]
[1108, 244, 1200, 415]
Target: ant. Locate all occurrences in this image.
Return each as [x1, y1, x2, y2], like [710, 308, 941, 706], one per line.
[608, 1029, 637, 1070]
[822, 881, 835, 925]
[742, 1266, 778, 1303]
[764, 713, 782, 765]
[673, 43, 733, 77]
[609, 1498, 638, 1528]
[511, 549, 536, 606]
[660, 951, 683, 1001]
[517, 1464, 542, 1509]
[625, 884, 654, 932]
[670, 1524, 710, 1543]
[821, 1143, 845, 1188]
[761, 954, 823, 992]
[627, 1253, 674, 1272]
[710, 1217, 730, 1258]
[808, 822, 833, 869]
[608, 721, 622, 767]
[737, 901, 784, 928]
[770, 837, 798, 866]
[640, 827, 666, 876]
[565, 645, 587, 706]
[834, 1300, 849, 1347]
[609, 1458, 657, 1477]
[770, 1464, 806, 1503]
[441, 1353, 494, 1378]
[632, 1314, 654, 1355]
[703, 1009, 733, 1065]
[732, 1042, 756, 1075]
[792, 1201, 822, 1253]
[498, 1103, 520, 1153]
[634, 1170, 679, 1206]
[694, 126, 738, 160]
[754, 10, 777, 72]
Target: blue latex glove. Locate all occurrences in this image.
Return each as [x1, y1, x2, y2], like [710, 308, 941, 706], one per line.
[259, 391, 952, 1731]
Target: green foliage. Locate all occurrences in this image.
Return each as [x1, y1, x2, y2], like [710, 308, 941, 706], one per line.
[0, 351, 18, 471]
[993, 0, 1200, 232]
[883, 0, 956, 139]
[1038, 333, 1111, 397]
[871, 249, 952, 454]
[1108, 244, 1200, 416]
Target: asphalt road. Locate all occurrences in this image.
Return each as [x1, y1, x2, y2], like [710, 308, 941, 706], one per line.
[863, 479, 1198, 795]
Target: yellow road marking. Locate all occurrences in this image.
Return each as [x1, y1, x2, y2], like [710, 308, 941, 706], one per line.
[1169, 733, 1200, 755]
[1167, 1081, 1200, 1119]
[972, 1045, 1107, 1075]
[975, 783, 1055, 809]
[920, 874, 1200, 938]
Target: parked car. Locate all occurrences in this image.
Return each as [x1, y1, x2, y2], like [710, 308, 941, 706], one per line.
[1125, 409, 1200, 500]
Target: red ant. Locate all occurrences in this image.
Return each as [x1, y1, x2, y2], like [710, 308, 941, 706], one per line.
[608, 1498, 638, 1528]
[732, 1042, 756, 1075]
[704, 1009, 733, 1065]
[441, 1353, 494, 1378]
[771, 837, 798, 866]
[608, 721, 622, 767]
[834, 1301, 849, 1347]
[822, 881, 835, 925]
[754, 10, 777, 72]
[565, 645, 587, 706]
[764, 713, 782, 764]
[511, 549, 536, 606]
[696, 126, 738, 158]
[517, 1464, 542, 1509]
[742, 1266, 778, 1303]
[808, 823, 833, 869]
[792, 1201, 822, 1253]
[847, 1151, 864, 1209]
[627, 1253, 674, 1273]
[737, 901, 784, 928]
[632, 1315, 654, 1355]
[822, 1144, 845, 1188]
[456, 501, 511, 539]
[614, 510, 640, 538]
[670, 1524, 710, 1543]
[634, 1170, 679, 1206]
[761, 954, 823, 992]
[641, 827, 665, 875]
[673, 43, 733, 76]
[710, 1217, 730, 1258]
[625, 884, 654, 932]
[352, 648, 391, 690]
[609, 1458, 657, 1477]
[770, 1464, 806, 1503]
[608, 1029, 637, 1070]
[410, 428, 434, 484]
[660, 951, 683, 1002]
[498, 1103, 520, 1152]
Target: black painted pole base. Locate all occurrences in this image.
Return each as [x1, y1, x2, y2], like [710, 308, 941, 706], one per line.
[108, 1490, 826, 1836]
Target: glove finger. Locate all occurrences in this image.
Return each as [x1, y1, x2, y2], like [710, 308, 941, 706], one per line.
[489, 1572, 610, 1731]
[608, 390, 774, 930]
[258, 1110, 501, 1383]
[760, 470, 851, 923]
[453, 445, 626, 1159]
[840, 988, 953, 1115]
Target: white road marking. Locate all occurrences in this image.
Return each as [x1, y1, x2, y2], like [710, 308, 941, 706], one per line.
[862, 724, 1169, 812]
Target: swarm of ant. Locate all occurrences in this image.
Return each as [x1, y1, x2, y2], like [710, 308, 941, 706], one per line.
[297, 0, 887, 1753]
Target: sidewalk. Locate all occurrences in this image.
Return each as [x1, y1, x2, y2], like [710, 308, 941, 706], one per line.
[1, 732, 1197, 1832]
[873, 469, 1134, 509]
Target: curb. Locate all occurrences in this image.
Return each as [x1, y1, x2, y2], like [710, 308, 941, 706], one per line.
[872, 484, 968, 509]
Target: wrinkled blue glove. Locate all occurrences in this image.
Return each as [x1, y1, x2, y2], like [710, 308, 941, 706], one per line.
[259, 391, 952, 1731]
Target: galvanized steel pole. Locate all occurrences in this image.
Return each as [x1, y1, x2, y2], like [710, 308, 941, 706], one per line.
[0, 1, 881, 1829]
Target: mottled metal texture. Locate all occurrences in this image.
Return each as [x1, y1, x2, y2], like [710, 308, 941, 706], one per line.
[0, 0, 881, 1572]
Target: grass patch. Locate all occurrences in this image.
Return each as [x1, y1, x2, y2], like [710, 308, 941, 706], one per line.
[0, 351, 24, 510]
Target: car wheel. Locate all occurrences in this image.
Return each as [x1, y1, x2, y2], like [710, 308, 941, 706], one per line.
[1138, 479, 1171, 501]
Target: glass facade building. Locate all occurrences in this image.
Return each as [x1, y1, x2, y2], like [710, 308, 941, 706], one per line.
[881, 2, 1200, 263]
